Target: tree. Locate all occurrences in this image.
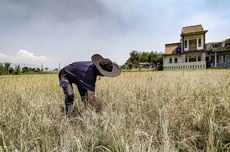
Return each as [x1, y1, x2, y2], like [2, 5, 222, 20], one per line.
[0, 63, 4, 75]
[53, 68, 59, 72]
[4, 62, 11, 74]
[225, 38, 230, 42]
[148, 51, 156, 64]
[225, 38, 230, 48]
[122, 51, 163, 70]
[22, 67, 29, 73]
[140, 52, 150, 62]
[9, 67, 14, 74]
[155, 53, 163, 70]
[36, 68, 41, 73]
[127, 50, 141, 68]
[14, 65, 21, 75]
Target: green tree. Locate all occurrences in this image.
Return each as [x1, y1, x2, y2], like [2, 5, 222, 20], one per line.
[127, 50, 141, 68]
[9, 67, 14, 74]
[225, 38, 230, 48]
[122, 51, 163, 70]
[53, 68, 59, 72]
[140, 52, 150, 62]
[0, 63, 4, 75]
[4, 62, 11, 74]
[22, 67, 29, 73]
[148, 51, 156, 64]
[14, 65, 21, 75]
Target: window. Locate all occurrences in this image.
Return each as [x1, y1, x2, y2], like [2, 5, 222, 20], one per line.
[198, 38, 202, 47]
[198, 56, 201, 61]
[174, 57, 178, 63]
[219, 56, 224, 63]
[169, 58, 172, 63]
[226, 55, 230, 63]
[184, 40, 188, 48]
[189, 39, 197, 51]
[189, 56, 196, 62]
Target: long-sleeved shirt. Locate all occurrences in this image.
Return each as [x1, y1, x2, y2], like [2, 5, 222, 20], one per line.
[63, 61, 98, 92]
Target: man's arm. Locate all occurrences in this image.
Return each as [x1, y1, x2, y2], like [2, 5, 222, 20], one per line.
[87, 90, 101, 112]
[87, 90, 96, 108]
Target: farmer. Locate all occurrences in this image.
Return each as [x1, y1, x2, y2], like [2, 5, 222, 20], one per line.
[59, 54, 121, 114]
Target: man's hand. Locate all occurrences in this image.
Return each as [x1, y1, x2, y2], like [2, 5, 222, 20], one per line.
[87, 90, 96, 107]
[87, 90, 101, 113]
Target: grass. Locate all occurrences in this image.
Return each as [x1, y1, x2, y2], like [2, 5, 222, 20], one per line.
[0, 70, 230, 151]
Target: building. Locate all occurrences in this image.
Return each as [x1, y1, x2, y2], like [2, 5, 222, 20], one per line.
[163, 24, 230, 70]
[138, 62, 152, 69]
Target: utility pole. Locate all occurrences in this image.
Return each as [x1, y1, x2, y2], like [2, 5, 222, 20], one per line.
[58, 62, 61, 71]
[41, 64, 44, 71]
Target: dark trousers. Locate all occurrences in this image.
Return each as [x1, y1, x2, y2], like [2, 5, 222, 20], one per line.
[59, 69, 74, 113]
[59, 69, 87, 113]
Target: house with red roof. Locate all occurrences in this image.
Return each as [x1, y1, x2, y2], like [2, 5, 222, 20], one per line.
[163, 24, 230, 70]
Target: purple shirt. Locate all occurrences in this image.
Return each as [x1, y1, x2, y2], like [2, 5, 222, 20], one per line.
[64, 61, 97, 91]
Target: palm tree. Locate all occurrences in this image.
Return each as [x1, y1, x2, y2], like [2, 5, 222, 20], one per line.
[4, 62, 11, 74]
[14, 65, 21, 75]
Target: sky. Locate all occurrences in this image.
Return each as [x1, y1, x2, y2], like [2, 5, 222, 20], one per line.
[0, 0, 230, 69]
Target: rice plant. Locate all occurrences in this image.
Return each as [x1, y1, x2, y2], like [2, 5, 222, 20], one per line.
[0, 70, 230, 151]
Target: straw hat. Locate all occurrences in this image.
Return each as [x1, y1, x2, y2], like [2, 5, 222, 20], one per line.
[91, 54, 121, 77]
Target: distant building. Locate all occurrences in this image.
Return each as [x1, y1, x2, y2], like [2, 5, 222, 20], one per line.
[138, 62, 152, 69]
[163, 24, 230, 70]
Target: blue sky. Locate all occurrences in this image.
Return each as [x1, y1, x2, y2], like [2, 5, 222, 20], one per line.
[0, 0, 230, 69]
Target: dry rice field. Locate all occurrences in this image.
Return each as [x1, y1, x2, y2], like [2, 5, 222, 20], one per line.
[0, 70, 230, 152]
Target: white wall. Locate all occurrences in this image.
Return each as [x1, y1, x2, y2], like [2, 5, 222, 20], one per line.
[164, 55, 182, 64]
[197, 35, 204, 50]
[184, 34, 204, 51]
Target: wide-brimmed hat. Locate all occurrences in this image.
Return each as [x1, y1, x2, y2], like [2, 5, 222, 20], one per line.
[91, 54, 121, 77]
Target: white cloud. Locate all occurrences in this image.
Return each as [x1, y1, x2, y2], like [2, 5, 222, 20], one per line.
[0, 49, 52, 65]
[15, 49, 48, 62]
[0, 52, 8, 60]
